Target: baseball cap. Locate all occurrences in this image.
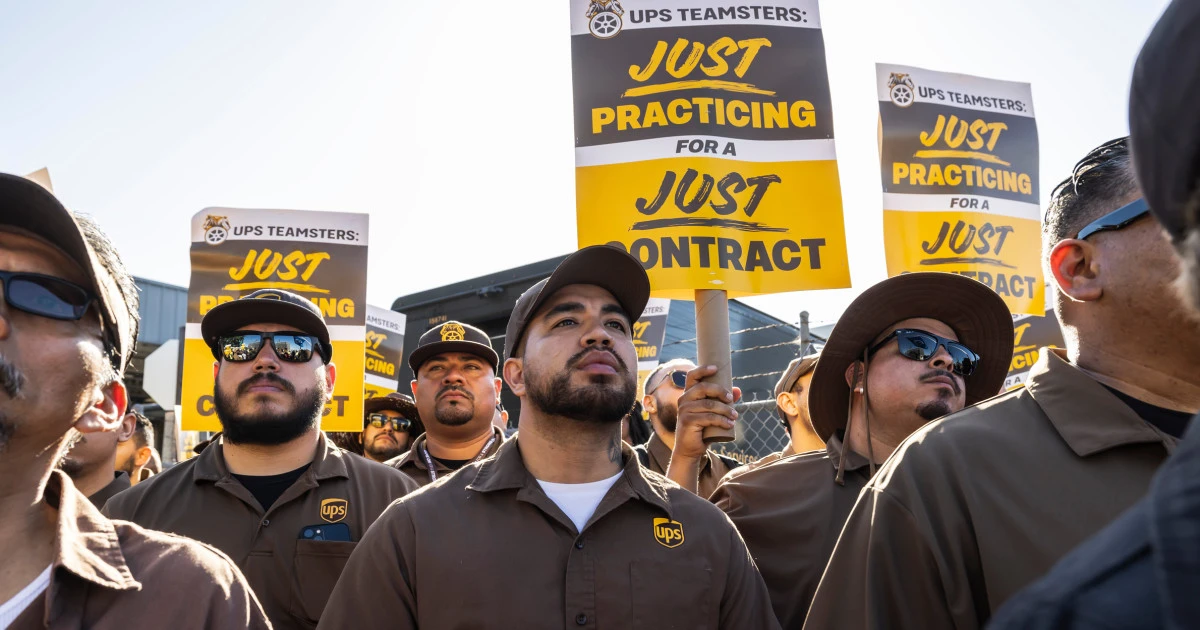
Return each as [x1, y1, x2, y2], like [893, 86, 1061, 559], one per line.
[774, 352, 821, 397]
[1129, 0, 1200, 243]
[504, 245, 651, 362]
[201, 289, 332, 362]
[0, 173, 136, 373]
[408, 321, 499, 373]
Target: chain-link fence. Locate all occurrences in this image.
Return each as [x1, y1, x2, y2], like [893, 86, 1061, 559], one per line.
[709, 397, 790, 466]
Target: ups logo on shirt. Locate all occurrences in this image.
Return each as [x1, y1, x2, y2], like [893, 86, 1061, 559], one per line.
[321, 498, 348, 523]
[653, 518, 684, 548]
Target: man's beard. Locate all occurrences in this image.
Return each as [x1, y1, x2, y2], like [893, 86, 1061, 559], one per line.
[363, 434, 406, 461]
[656, 398, 679, 433]
[214, 373, 325, 446]
[0, 353, 27, 456]
[526, 348, 636, 424]
[433, 385, 475, 427]
[914, 369, 961, 422]
[56, 431, 86, 478]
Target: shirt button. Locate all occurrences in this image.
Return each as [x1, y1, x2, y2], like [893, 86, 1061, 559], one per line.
[262, 519, 270, 527]
[575, 539, 585, 549]
[575, 613, 588, 625]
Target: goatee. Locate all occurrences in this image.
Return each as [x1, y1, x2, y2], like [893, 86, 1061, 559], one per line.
[526, 349, 636, 424]
[214, 373, 326, 446]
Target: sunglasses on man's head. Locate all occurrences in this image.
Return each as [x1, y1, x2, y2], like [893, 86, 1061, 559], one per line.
[365, 414, 412, 432]
[1075, 198, 1150, 240]
[0, 270, 96, 321]
[647, 369, 687, 394]
[217, 332, 323, 364]
[867, 328, 980, 377]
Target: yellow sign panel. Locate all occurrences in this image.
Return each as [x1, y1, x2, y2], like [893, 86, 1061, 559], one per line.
[571, 0, 850, 298]
[877, 64, 1042, 314]
[182, 208, 369, 431]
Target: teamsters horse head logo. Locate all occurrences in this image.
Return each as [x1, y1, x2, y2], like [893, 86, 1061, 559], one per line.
[586, 0, 625, 39]
[202, 215, 232, 245]
[887, 73, 916, 108]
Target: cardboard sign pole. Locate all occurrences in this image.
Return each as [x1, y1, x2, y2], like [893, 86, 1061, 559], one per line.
[695, 289, 735, 443]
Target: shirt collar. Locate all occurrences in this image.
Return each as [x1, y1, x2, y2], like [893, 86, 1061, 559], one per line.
[192, 431, 348, 482]
[646, 431, 712, 473]
[467, 437, 674, 516]
[824, 432, 871, 476]
[45, 470, 140, 592]
[1026, 348, 1177, 457]
[394, 426, 507, 472]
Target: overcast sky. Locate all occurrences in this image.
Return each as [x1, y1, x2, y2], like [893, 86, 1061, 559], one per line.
[0, 0, 1169, 328]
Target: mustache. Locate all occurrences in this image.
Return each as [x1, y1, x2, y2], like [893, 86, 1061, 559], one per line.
[921, 369, 962, 396]
[0, 355, 26, 399]
[237, 373, 296, 396]
[567, 347, 629, 373]
[437, 385, 473, 401]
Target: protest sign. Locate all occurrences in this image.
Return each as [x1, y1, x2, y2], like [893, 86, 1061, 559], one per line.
[572, 0, 850, 298]
[635, 298, 673, 397]
[180, 208, 369, 431]
[1005, 310, 1065, 389]
[877, 63, 1042, 314]
[365, 305, 406, 399]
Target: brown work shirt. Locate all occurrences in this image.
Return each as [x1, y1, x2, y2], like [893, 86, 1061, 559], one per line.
[711, 435, 871, 629]
[319, 438, 781, 629]
[384, 425, 505, 487]
[103, 432, 417, 630]
[805, 349, 1188, 629]
[10, 471, 269, 630]
[86, 471, 130, 507]
[642, 431, 735, 499]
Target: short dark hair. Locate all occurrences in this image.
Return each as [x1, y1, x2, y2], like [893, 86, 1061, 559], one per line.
[1042, 137, 1140, 253]
[73, 213, 141, 371]
[128, 408, 154, 449]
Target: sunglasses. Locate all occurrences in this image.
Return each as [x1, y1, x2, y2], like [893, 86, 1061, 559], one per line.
[365, 414, 412, 432]
[0, 270, 96, 321]
[867, 328, 980, 377]
[1076, 198, 1150, 240]
[647, 369, 687, 393]
[216, 331, 324, 364]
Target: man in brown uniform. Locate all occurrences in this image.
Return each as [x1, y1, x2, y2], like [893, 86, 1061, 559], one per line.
[0, 175, 268, 629]
[58, 406, 138, 506]
[105, 289, 418, 630]
[114, 408, 157, 485]
[360, 393, 422, 463]
[385, 321, 505, 485]
[319, 245, 780, 629]
[768, 352, 824, 463]
[806, 137, 1200, 629]
[701, 273, 1011, 629]
[636, 358, 737, 498]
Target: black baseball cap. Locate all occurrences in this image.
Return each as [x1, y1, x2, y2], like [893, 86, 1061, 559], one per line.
[201, 289, 332, 362]
[0, 173, 136, 374]
[1129, 0, 1200, 242]
[503, 245, 651, 362]
[408, 321, 499, 373]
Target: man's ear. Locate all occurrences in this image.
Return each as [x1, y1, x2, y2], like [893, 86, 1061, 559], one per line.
[776, 392, 798, 417]
[844, 361, 865, 392]
[642, 393, 657, 416]
[212, 361, 219, 380]
[134, 445, 153, 468]
[493, 377, 503, 399]
[410, 380, 420, 399]
[1049, 239, 1104, 302]
[503, 358, 525, 397]
[74, 379, 128, 434]
[116, 413, 137, 442]
[323, 362, 337, 400]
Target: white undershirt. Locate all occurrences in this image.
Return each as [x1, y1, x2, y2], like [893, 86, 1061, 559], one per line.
[536, 472, 624, 533]
[0, 565, 51, 629]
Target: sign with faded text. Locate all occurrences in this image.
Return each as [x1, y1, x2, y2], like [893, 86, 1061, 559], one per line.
[572, 0, 850, 298]
[877, 64, 1042, 314]
[181, 208, 369, 431]
[635, 298, 673, 397]
[365, 305, 406, 399]
[1005, 310, 1064, 389]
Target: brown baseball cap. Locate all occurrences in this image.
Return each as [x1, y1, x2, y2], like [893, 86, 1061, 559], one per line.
[0, 173, 136, 374]
[364, 393, 424, 435]
[774, 352, 821, 397]
[807, 273, 1013, 441]
[201, 289, 332, 362]
[408, 320, 499, 373]
[503, 245, 651, 362]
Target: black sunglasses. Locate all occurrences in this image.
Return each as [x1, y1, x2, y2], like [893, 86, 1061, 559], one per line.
[216, 331, 324, 364]
[365, 414, 412, 432]
[647, 369, 687, 393]
[867, 328, 980, 377]
[1076, 198, 1150, 240]
[0, 270, 96, 321]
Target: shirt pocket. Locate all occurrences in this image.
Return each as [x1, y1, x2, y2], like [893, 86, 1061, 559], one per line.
[294, 539, 357, 622]
[631, 558, 714, 629]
